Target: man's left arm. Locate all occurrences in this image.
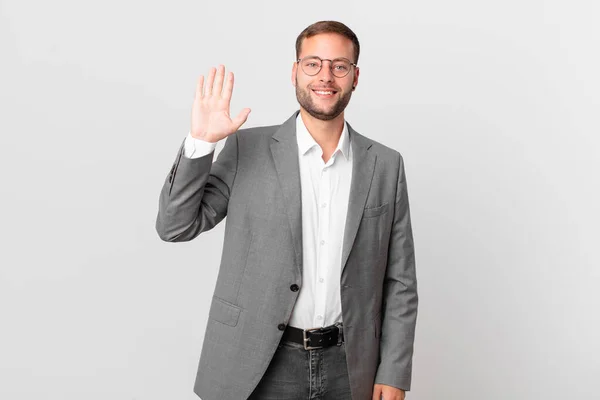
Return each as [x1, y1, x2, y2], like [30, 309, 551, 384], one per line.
[374, 154, 418, 395]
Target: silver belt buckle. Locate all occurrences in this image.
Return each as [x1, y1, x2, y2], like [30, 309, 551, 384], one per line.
[303, 326, 323, 350]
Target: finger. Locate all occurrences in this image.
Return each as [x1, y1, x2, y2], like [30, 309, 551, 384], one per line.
[206, 67, 217, 96]
[372, 386, 382, 400]
[196, 75, 204, 98]
[222, 71, 234, 102]
[231, 108, 251, 130]
[213, 64, 226, 97]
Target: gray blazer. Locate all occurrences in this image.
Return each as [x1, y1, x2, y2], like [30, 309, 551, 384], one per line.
[156, 110, 418, 400]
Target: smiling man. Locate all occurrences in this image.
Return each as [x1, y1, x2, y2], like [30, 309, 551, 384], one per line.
[156, 20, 418, 400]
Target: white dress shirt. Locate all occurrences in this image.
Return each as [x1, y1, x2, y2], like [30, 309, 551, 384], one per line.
[184, 114, 353, 329]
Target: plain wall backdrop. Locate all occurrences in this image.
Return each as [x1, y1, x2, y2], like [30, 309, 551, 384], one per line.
[1, 0, 598, 399]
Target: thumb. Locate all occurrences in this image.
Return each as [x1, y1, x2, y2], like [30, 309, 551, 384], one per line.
[232, 108, 251, 130]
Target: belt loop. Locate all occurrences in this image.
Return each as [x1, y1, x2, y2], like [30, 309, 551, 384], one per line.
[335, 322, 343, 346]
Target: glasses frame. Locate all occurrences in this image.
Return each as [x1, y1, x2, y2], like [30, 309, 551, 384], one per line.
[296, 56, 357, 78]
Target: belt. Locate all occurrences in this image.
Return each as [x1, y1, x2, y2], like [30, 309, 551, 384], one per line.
[281, 323, 344, 350]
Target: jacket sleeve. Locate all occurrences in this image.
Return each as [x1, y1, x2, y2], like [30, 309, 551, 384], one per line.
[374, 154, 418, 391]
[155, 132, 239, 242]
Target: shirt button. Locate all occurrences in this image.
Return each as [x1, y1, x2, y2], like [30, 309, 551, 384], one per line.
[319, 277, 324, 283]
[321, 203, 327, 208]
[278, 323, 286, 331]
[320, 240, 325, 245]
[317, 315, 323, 320]
[290, 284, 299, 292]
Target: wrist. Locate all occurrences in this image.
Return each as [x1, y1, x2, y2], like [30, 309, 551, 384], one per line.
[190, 132, 218, 143]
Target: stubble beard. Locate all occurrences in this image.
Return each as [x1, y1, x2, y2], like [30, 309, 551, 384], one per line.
[295, 83, 352, 121]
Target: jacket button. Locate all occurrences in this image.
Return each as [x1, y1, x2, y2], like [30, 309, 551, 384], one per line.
[290, 284, 299, 292]
[278, 323, 286, 331]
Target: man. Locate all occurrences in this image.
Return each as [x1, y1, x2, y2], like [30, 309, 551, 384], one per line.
[156, 20, 417, 400]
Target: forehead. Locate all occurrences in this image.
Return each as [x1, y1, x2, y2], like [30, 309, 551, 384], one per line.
[299, 33, 354, 60]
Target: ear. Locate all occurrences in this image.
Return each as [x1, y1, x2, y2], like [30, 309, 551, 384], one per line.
[292, 61, 298, 87]
[352, 66, 360, 91]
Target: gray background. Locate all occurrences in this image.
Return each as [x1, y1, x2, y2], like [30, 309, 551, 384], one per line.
[1, 0, 598, 399]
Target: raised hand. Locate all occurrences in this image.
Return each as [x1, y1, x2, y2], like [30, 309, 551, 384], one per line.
[190, 64, 251, 143]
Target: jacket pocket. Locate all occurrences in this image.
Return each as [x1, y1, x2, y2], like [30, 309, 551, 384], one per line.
[208, 296, 242, 327]
[362, 202, 389, 219]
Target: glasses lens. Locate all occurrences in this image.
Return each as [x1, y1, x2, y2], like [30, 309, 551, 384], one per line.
[301, 57, 322, 76]
[331, 60, 351, 77]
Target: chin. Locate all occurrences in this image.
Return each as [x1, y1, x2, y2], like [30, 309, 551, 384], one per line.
[306, 108, 341, 121]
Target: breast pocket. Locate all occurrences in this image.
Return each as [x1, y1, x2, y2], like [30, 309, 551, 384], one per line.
[362, 202, 389, 219]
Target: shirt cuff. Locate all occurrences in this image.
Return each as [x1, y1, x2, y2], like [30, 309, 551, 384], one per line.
[184, 131, 218, 159]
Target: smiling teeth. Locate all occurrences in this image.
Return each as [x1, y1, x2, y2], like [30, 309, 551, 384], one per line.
[315, 91, 333, 95]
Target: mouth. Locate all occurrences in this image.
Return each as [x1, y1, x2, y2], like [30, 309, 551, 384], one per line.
[311, 88, 338, 98]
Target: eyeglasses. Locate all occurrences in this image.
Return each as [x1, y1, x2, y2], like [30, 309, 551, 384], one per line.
[297, 56, 357, 78]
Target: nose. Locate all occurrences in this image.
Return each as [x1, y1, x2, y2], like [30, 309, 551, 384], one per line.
[317, 60, 334, 83]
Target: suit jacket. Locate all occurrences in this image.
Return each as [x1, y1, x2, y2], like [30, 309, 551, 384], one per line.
[156, 110, 418, 400]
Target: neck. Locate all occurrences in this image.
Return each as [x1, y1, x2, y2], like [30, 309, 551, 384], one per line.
[299, 108, 345, 149]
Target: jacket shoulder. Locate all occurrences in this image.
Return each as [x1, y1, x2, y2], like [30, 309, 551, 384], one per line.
[356, 131, 404, 166]
[236, 124, 280, 141]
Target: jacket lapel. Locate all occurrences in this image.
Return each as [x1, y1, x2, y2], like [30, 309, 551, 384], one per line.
[341, 123, 376, 274]
[270, 111, 376, 279]
[270, 111, 304, 278]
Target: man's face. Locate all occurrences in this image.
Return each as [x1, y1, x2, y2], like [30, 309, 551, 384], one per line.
[292, 33, 359, 121]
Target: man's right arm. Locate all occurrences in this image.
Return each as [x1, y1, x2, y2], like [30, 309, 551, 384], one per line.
[155, 132, 235, 242]
[155, 64, 250, 242]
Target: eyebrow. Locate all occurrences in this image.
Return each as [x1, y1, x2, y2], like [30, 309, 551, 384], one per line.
[304, 55, 352, 62]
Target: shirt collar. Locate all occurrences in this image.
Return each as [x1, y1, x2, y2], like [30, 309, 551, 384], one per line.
[296, 113, 351, 160]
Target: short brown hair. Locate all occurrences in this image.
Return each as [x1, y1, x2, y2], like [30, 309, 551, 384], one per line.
[295, 20, 360, 64]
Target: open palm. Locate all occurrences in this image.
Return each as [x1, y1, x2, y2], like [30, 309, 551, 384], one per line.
[191, 64, 251, 143]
